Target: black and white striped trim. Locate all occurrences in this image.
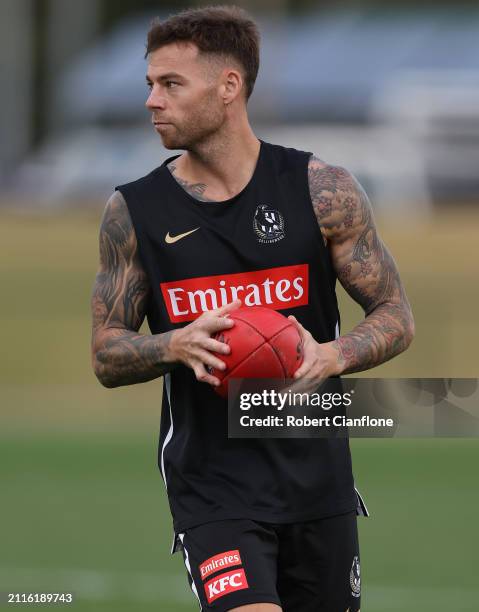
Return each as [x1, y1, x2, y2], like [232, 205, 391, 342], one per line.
[178, 533, 203, 610]
[171, 532, 182, 554]
[355, 487, 369, 517]
[161, 375, 186, 558]
[160, 373, 173, 491]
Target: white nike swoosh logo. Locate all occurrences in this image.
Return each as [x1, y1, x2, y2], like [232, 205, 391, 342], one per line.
[165, 227, 200, 244]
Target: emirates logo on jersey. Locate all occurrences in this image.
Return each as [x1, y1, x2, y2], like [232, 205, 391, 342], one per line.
[160, 264, 309, 323]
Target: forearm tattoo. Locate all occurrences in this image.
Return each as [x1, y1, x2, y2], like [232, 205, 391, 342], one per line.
[308, 155, 414, 374]
[91, 191, 174, 387]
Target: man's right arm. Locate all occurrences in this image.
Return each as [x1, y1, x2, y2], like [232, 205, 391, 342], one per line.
[91, 191, 237, 389]
[91, 190, 176, 388]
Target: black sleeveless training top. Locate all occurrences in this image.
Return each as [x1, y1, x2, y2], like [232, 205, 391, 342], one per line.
[116, 140, 367, 552]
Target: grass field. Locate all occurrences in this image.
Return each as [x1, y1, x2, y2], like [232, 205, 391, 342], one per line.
[1, 209, 478, 611]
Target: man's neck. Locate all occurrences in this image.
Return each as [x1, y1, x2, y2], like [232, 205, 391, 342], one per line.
[168, 127, 261, 202]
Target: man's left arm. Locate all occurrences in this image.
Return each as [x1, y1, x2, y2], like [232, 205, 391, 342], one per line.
[291, 156, 415, 380]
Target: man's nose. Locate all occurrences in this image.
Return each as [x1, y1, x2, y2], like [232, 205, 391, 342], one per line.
[146, 88, 167, 110]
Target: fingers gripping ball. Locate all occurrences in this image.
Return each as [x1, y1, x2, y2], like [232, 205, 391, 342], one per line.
[209, 306, 304, 398]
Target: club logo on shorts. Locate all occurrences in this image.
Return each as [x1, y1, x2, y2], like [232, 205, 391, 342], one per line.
[204, 568, 249, 604]
[253, 204, 285, 243]
[350, 556, 361, 598]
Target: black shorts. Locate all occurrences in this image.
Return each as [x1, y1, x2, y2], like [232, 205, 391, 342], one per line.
[178, 511, 361, 611]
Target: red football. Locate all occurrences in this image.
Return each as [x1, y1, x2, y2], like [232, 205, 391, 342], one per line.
[209, 306, 304, 398]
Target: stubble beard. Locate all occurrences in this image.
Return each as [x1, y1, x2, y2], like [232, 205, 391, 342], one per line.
[159, 94, 225, 152]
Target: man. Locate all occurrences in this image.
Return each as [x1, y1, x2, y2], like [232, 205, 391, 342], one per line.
[91, 5, 414, 612]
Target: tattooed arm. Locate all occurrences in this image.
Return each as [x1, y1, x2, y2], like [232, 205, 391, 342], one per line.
[91, 191, 176, 387]
[290, 156, 414, 381]
[312, 155, 414, 374]
[91, 191, 236, 388]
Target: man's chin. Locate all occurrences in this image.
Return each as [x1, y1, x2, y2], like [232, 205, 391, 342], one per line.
[161, 140, 177, 150]
[158, 134, 185, 151]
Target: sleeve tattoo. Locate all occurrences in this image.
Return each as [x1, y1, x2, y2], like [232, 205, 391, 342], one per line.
[90, 191, 175, 387]
[308, 155, 415, 374]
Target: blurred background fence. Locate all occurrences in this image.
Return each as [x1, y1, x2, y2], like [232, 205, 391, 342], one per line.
[1, 1, 478, 611]
[3, 0, 479, 209]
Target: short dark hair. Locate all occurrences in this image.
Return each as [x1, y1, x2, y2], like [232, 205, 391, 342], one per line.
[145, 5, 260, 99]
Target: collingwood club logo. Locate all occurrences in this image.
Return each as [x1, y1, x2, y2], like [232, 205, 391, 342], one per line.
[350, 556, 361, 598]
[253, 204, 285, 244]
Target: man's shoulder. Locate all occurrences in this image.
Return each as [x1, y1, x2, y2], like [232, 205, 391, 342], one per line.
[307, 155, 358, 192]
[264, 139, 312, 160]
[264, 142, 354, 179]
[261, 140, 315, 179]
[116, 163, 167, 194]
[265, 142, 357, 193]
[307, 155, 370, 240]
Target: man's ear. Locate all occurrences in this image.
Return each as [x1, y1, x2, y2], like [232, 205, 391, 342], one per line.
[221, 68, 243, 104]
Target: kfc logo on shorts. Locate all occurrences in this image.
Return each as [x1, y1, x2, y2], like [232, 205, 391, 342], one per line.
[199, 549, 242, 580]
[204, 568, 249, 604]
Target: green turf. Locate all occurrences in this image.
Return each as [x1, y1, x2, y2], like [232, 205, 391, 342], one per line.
[1, 210, 478, 611]
[2, 431, 478, 610]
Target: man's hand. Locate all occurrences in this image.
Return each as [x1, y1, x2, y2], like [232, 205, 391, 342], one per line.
[286, 315, 339, 394]
[169, 299, 241, 387]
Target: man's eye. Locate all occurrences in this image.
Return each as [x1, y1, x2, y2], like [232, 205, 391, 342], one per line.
[166, 81, 179, 88]
[146, 82, 153, 90]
